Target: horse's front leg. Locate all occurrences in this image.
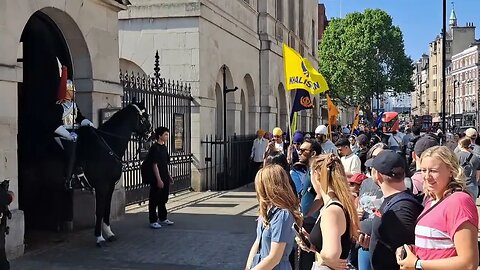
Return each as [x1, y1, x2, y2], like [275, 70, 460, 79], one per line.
[95, 188, 107, 247]
[102, 183, 116, 242]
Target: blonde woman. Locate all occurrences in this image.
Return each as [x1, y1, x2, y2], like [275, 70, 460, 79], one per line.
[298, 154, 360, 270]
[246, 165, 303, 270]
[397, 146, 479, 270]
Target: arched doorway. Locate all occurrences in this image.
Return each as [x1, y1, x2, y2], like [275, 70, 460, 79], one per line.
[18, 9, 91, 236]
[277, 84, 287, 131]
[240, 90, 246, 135]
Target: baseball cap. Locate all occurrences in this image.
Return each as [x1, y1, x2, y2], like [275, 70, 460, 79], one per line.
[365, 150, 405, 178]
[315, 125, 327, 135]
[349, 173, 368, 185]
[465, 128, 477, 138]
[413, 135, 439, 158]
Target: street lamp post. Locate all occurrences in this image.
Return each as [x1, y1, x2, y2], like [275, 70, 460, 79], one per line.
[441, 0, 447, 133]
[222, 65, 238, 190]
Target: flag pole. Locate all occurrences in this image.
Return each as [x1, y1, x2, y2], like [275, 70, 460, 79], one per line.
[286, 89, 294, 144]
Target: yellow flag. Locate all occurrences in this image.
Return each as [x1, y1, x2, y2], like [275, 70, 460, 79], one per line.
[326, 94, 339, 126]
[283, 44, 329, 95]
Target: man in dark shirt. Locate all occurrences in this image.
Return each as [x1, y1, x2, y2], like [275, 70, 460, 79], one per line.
[356, 134, 369, 173]
[361, 150, 423, 270]
[148, 126, 174, 229]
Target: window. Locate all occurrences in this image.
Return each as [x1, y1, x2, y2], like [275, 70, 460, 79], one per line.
[276, 0, 283, 23]
[311, 20, 315, 55]
[433, 65, 437, 75]
[299, 0, 304, 40]
[288, 0, 295, 31]
[433, 79, 437, 87]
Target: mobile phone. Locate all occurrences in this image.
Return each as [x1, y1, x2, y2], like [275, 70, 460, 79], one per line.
[400, 246, 407, 260]
[292, 223, 312, 248]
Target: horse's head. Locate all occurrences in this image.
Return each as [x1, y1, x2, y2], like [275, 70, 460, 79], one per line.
[129, 101, 152, 140]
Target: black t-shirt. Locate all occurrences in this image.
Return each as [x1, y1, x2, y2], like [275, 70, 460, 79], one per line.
[150, 143, 170, 182]
[357, 147, 368, 173]
[370, 191, 422, 270]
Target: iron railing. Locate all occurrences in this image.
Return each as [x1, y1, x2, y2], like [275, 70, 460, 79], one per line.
[202, 134, 256, 191]
[121, 51, 193, 206]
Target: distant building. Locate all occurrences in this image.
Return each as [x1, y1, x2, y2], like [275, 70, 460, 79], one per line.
[427, 6, 476, 117]
[448, 43, 480, 127]
[411, 54, 429, 116]
[118, 0, 321, 190]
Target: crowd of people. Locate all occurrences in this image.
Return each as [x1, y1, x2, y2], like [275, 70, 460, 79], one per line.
[246, 124, 479, 270]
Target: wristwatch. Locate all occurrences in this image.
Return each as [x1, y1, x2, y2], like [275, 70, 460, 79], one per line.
[415, 259, 423, 270]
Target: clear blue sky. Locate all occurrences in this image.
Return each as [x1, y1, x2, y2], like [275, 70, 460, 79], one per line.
[320, 0, 480, 61]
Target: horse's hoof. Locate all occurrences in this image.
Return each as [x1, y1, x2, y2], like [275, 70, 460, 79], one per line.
[106, 235, 117, 242]
[96, 241, 106, 248]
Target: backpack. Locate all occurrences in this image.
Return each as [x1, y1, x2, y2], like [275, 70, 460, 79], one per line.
[403, 177, 424, 204]
[140, 147, 155, 184]
[382, 191, 423, 215]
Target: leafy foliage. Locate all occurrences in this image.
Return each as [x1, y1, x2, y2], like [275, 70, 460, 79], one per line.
[318, 9, 414, 108]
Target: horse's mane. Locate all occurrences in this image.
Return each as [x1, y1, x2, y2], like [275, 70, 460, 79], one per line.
[99, 105, 135, 131]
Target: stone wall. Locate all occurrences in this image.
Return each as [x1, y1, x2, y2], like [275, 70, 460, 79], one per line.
[0, 0, 125, 258]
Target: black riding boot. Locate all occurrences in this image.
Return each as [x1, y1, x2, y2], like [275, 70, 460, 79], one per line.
[63, 140, 77, 190]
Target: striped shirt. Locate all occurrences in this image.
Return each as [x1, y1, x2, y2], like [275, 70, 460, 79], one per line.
[414, 192, 478, 260]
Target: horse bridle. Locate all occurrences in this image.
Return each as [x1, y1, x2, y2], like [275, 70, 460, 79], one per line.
[94, 104, 151, 165]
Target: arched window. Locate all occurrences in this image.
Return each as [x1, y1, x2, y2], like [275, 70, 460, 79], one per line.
[276, 0, 283, 23]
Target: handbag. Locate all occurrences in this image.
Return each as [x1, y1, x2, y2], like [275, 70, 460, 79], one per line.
[250, 208, 280, 269]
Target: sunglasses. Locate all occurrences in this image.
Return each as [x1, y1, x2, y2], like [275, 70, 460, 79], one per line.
[298, 148, 311, 154]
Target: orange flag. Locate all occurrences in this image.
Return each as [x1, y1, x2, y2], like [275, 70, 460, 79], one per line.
[326, 94, 339, 126]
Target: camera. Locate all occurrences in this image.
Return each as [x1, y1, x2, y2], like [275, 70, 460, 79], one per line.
[0, 179, 11, 235]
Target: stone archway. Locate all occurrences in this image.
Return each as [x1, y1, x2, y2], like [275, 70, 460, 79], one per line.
[215, 66, 235, 138]
[18, 9, 92, 232]
[244, 74, 256, 134]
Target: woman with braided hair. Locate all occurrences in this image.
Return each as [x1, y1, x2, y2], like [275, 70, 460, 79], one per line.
[245, 164, 302, 270]
[297, 154, 360, 270]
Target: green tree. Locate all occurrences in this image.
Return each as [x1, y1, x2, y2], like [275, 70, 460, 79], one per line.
[319, 9, 414, 109]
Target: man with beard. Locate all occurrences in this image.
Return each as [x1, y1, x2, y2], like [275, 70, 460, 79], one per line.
[314, 125, 337, 155]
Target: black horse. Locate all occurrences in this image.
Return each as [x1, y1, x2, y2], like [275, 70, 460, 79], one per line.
[20, 102, 151, 246]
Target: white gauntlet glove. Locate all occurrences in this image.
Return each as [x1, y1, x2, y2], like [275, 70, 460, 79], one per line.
[81, 119, 94, 127]
[54, 126, 75, 141]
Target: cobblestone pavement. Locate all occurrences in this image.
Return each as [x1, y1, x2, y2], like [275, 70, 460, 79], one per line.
[11, 185, 259, 270]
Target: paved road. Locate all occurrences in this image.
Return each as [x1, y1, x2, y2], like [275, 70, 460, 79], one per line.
[11, 185, 258, 270]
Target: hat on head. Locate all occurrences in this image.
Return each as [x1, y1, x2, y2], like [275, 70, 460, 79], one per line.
[293, 131, 304, 143]
[465, 128, 477, 138]
[334, 138, 350, 147]
[413, 135, 439, 158]
[257, 129, 265, 137]
[349, 173, 368, 185]
[272, 127, 283, 136]
[315, 125, 327, 135]
[366, 150, 405, 178]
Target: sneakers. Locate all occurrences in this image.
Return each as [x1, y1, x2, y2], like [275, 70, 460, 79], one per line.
[159, 219, 174, 225]
[150, 222, 162, 229]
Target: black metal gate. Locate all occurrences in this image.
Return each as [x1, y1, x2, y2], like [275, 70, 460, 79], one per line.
[202, 134, 256, 191]
[121, 51, 193, 206]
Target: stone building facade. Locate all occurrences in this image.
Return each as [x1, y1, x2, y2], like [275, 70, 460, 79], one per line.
[427, 8, 475, 117]
[118, 0, 321, 190]
[0, 0, 127, 258]
[448, 44, 480, 127]
[411, 54, 429, 116]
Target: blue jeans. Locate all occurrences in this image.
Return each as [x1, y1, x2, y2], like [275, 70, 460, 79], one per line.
[357, 248, 371, 270]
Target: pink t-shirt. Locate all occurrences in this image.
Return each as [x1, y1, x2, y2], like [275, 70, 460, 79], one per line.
[414, 192, 478, 260]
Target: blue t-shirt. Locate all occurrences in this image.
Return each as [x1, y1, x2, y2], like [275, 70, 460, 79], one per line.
[300, 171, 319, 218]
[253, 208, 295, 270]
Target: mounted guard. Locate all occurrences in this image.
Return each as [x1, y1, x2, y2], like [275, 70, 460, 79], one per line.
[53, 61, 95, 190]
